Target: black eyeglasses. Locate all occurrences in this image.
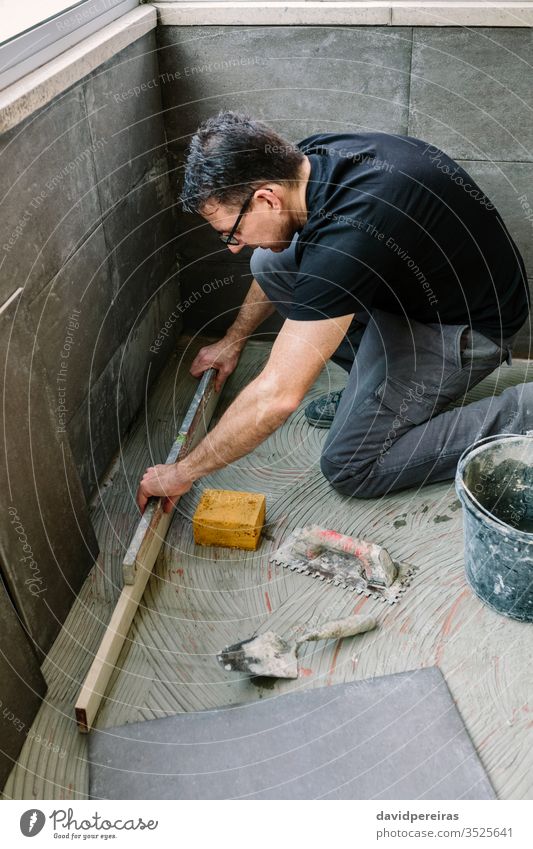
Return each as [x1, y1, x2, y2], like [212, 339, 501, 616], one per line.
[219, 190, 255, 246]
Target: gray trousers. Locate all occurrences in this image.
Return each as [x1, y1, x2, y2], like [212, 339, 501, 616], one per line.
[250, 237, 531, 497]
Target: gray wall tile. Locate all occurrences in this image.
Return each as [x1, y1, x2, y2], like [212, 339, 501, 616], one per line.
[120, 295, 183, 423]
[0, 88, 102, 304]
[177, 259, 282, 337]
[0, 32, 187, 672]
[27, 224, 117, 423]
[158, 26, 413, 154]
[456, 160, 533, 275]
[0, 35, 181, 500]
[68, 286, 184, 500]
[153, 265, 186, 355]
[159, 25, 412, 339]
[0, 577, 47, 791]
[0, 293, 99, 655]
[410, 28, 533, 161]
[155, 262, 181, 329]
[160, 28, 532, 355]
[172, 207, 237, 264]
[102, 159, 178, 338]
[84, 31, 167, 210]
[68, 347, 129, 498]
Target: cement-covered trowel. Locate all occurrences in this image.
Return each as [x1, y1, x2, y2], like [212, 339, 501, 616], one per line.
[270, 525, 415, 604]
[217, 614, 377, 678]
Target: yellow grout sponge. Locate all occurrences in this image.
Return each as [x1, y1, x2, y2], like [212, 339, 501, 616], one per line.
[192, 489, 266, 550]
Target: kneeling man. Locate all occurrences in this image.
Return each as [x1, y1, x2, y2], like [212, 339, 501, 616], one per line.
[137, 111, 531, 512]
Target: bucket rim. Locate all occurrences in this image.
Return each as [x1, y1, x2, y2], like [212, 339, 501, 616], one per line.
[455, 433, 533, 539]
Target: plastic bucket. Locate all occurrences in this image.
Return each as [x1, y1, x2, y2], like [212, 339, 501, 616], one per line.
[455, 434, 533, 622]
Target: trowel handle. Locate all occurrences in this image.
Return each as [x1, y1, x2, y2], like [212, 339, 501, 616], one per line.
[296, 614, 377, 645]
[296, 526, 397, 587]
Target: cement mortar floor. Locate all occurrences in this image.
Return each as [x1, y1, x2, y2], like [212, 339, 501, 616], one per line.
[5, 336, 533, 800]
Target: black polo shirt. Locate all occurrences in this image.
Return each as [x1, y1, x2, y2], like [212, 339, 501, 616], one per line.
[290, 132, 529, 339]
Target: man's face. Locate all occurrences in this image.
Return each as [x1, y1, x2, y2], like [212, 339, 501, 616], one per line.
[201, 188, 296, 254]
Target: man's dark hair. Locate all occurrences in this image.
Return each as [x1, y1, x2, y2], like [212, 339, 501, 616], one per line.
[180, 111, 305, 213]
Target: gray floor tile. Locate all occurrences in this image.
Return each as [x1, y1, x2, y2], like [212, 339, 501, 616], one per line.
[88, 667, 494, 800]
[6, 341, 532, 800]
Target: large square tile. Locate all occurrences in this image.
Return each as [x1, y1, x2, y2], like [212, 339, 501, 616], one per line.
[410, 28, 533, 161]
[0, 87, 101, 303]
[456, 160, 533, 275]
[27, 224, 117, 421]
[101, 160, 178, 337]
[84, 32, 167, 210]
[159, 26, 413, 153]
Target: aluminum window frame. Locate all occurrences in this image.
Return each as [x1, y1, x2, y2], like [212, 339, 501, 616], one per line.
[0, 0, 139, 91]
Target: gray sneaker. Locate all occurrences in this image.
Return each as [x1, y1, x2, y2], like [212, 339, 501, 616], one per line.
[304, 389, 345, 428]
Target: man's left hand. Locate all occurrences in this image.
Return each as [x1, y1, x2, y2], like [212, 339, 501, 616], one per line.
[136, 462, 193, 514]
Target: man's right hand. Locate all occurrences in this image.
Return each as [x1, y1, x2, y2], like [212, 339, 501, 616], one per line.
[190, 336, 244, 391]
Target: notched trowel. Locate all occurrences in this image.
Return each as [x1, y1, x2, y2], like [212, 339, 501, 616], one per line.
[218, 614, 377, 678]
[270, 525, 415, 604]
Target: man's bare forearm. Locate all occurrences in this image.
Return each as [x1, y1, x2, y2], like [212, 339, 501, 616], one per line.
[180, 373, 293, 482]
[137, 372, 295, 511]
[225, 278, 276, 346]
[181, 283, 279, 476]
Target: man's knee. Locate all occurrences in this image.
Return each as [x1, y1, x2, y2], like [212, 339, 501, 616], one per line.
[320, 452, 369, 498]
[320, 452, 389, 499]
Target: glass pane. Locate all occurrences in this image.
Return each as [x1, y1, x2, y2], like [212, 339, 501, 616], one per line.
[0, 1, 86, 44]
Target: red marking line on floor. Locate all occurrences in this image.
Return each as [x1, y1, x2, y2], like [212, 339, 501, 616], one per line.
[327, 639, 343, 686]
[442, 589, 470, 637]
[352, 597, 368, 614]
[264, 591, 272, 613]
[435, 588, 470, 664]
